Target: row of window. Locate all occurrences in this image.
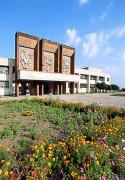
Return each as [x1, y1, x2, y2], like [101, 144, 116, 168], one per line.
[0, 81, 9, 88]
[80, 84, 96, 88]
[0, 66, 9, 74]
[78, 74, 109, 82]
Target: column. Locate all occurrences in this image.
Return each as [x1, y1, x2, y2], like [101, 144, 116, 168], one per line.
[87, 75, 90, 93]
[59, 84, 63, 94]
[9, 66, 13, 96]
[15, 82, 19, 97]
[96, 76, 99, 93]
[76, 82, 80, 93]
[66, 82, 69, 94]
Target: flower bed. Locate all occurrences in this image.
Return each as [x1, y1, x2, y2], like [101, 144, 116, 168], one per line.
[0, 100, 125, 179]
[0, 117, 125, 180]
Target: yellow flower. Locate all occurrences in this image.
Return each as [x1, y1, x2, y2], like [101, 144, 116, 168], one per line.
[94, 157, 97, 160]
[42, 153, 46, 158]
[48, 153, 52, 157]
[4, 170, 9, 176]
[96, 161, 99, 165]
[53, 158, 56, 161]
[0, 169, 2, 175]
[48, 162, 52, 167]
[71, 171, 75, 177]
[1, 160, 4, 163]
[34, 145, 38, 149]
[6, 161, 10, 166]
[63, 156, 67, 159]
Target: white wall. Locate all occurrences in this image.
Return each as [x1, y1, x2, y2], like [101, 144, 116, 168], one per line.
[0, 88, 10, 96]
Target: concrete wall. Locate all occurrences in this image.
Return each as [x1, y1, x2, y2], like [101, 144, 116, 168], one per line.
[0, 58, 14, 96]
[75, 67, 111, 93]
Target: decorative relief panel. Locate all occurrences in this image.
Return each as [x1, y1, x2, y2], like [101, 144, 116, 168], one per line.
[42, 51, 54, 72]
[19, 47, 34, 70]
[62, 56, 71, 74]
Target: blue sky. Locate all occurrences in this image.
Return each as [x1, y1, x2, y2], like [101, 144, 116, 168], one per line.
[0, 0, 125, 87]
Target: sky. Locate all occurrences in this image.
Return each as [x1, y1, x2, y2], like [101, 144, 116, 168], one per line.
[0, 0, 125, 88]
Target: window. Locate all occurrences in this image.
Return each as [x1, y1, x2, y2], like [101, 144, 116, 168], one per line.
[107, 77, 109, 81]
[99, 76, 104, 81]
[80, 74, 87, 79]
[90, 75, 96, 80]
[0, 81, 9, 88]
[90, 84, 95, 88]
[80, 83, 87, 88]
[0, 66, 9, 74]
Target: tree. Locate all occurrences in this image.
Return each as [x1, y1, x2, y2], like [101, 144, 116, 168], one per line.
[100, 82, 106, 91]
[105, 84, 111, 91]
[111, 84, 119, 91]
[96, 82, 106, 92]
[96, 82, 102, 91]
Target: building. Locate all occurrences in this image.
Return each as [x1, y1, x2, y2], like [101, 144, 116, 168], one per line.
[15, 32, 79, 96]
[73, 67, 110, 93]
[0, 57, 14, 96]
[0, 32, 111, 96]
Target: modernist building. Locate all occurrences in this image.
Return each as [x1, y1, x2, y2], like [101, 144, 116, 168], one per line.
[15, 32, 79, 96]
[0, 32, 111, 96]
[73, 67, 110, 93]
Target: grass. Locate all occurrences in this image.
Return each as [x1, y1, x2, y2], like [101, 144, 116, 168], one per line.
[0, 100, 83, 149]
[111, 93, 125, 97]
[0, 99, 125, 179]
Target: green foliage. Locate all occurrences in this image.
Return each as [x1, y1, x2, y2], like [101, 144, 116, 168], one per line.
[0, 122, 21, 138]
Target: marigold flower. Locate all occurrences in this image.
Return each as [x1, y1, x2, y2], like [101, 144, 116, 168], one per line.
[71, 171, 75, 177]
[96, 161, 99, 165]
[48, 162, 52, 167]
[4, 170, 9, 175]
[0, 169, 2, 175]
[6, 161, 10, 166]
[42, 153, 46, 158]
[34, 145, 38, 149]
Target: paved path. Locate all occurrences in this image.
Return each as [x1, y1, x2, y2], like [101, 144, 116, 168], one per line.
[49, 93, 125, 108]
[0, 93, 125, 108]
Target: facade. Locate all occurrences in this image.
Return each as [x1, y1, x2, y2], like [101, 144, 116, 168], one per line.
[0, 58, 14, 96]
[0, 32, 111, 96]
[73, 67, 110, 93]
[15, 32, 79, 96]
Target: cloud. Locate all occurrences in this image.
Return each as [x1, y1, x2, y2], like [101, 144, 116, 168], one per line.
[82, 25, 125, 58]
[65, 28, 81, 46]
[79, 0, 88, 5]
[83, 33, 98, 58]
[100, 1, 113, 21]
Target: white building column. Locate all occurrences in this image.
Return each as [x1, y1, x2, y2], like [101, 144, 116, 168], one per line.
[9, 66, 13, 95]
[87, 75, 90, 93]
[96, 76, 99, 93]
[76, 82, 80, 93]
[66, 82, 69, 94]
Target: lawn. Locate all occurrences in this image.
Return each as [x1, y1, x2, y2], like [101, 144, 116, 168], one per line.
[0, 98, 125, 179]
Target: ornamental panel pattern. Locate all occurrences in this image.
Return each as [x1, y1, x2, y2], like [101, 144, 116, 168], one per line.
[42, 51, 54, 72]
[62, 56, 71, 74]
[19, 47, 34, 70]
